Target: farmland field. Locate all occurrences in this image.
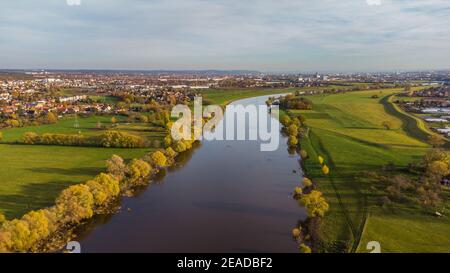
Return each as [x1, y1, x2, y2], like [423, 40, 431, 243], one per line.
[288, 89, 450, 252]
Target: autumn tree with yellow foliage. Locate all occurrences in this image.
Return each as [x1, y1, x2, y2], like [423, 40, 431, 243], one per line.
[299, 190, 329, 218]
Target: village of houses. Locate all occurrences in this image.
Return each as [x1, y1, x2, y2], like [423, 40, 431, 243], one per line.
[1, 70, 450, 140]
[398, 84, 450, 138]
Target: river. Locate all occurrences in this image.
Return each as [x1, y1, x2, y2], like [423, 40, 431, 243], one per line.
[75, 94, 306, 253]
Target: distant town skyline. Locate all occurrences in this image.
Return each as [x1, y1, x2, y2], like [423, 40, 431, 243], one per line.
[1, 0, 449, 72]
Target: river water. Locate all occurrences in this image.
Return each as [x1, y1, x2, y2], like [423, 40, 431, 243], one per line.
[75, 94, 306, 253]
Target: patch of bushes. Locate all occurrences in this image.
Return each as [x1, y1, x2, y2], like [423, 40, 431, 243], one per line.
[21, 131, 148, 148]
[279, 95, 313, 110]
[299, 190, 330, 218]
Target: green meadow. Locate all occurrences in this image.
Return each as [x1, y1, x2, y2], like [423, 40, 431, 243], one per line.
[290, 89, 450, 252]
[0, 115, 165, 219]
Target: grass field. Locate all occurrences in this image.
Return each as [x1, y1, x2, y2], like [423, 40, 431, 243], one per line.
[0, 115, 165, 143]
[289, 89, 450, 252]
[0, 115, 165, 219]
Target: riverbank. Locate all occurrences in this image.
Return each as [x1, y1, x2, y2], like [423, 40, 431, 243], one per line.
[283, 89, 450, 252]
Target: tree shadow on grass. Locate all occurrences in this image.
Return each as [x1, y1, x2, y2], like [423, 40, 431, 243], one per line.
[0, 180, 78, 220]
[0, 166, 105, 219]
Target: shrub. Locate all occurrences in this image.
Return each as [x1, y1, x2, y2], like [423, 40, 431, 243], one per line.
[22, 131, 148, 148]
[300, 190, 329, 218]
[0, 219, 31, 252]
[55, 184, 95, 224]
[281, 116, 291, 127]
[165, 147, 178, 158]
[127, 159, 152, 184]
[0, 207, 58, 252]
[299, 149, 308, 159]
[292, 228, 301, 238]
[288, 136, 298, 147]
[299, 244, 312, 253]
[280, 96, 313, 110]
[173, 141, 187, 153]
[46, 112, 58, 123]
[302, 177, 313, 188]
[98, 131, 147, 148]
[21, 210, 55, 247]
[287, 124, 299, 136]
[106, 155, 128, 180]
[86, 173, 120, 206]
[291, 117, 301, 127]
[318, 156, 324, 165]
[182, 139, 194, 150]
[428, 135, 445, 148]
[294, 187, 303, 196]
[22, 132, 39, 144]
[298, 127, 307, 138]
[164, 135, 173, 148]
[149, 151, 167, 168]
[427, 160, 450, 178]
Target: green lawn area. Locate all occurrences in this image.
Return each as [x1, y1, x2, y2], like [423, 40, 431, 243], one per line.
[0, 115, 165, 219]
[290, 89, 449, 252]
[0, 115, 166, 143]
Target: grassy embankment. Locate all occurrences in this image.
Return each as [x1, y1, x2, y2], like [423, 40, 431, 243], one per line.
[288, 89, 450, 252]
[0, 115, 164, 219]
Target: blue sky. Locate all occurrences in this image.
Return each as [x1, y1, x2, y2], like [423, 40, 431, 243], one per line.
[0, 0, 449, 72]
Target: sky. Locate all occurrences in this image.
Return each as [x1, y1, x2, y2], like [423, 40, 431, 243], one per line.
[0, 0, 449, 72]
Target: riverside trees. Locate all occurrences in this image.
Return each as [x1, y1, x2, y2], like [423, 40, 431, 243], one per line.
[300, 190, 330, 218]
[0, 137, 193, 252]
